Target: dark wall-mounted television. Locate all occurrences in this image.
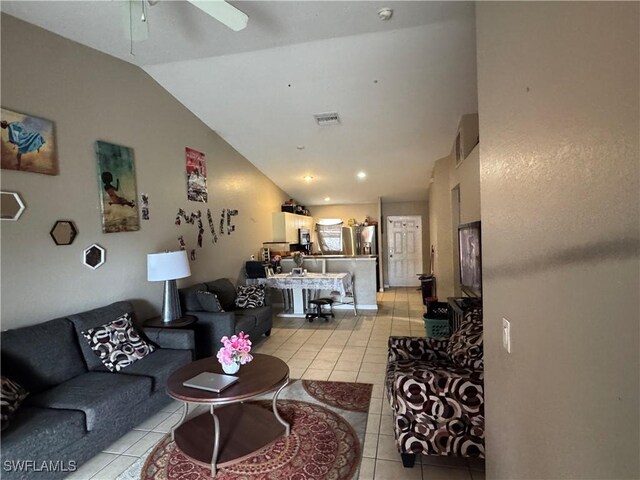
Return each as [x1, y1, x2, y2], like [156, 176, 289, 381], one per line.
[458, 221, 482, 297]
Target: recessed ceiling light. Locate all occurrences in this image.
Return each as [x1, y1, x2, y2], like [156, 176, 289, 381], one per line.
[324, 197, 331, 202]
[296, 145, 305, 150]
[303, 175, 313, 182]
[357, 171, 367, 179]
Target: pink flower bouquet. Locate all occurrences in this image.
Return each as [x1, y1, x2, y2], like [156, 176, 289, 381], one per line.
[216, 332, 253, 367]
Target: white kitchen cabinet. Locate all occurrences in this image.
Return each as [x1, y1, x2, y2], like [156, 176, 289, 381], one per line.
[272, 212, 314, 243]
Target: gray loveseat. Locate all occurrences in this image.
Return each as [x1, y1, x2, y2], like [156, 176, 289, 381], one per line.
[179, 278, 272, 359]
[0, 301, 194, 480]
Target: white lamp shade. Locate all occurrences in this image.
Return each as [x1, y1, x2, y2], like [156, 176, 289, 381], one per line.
[147, 251, 191, 281]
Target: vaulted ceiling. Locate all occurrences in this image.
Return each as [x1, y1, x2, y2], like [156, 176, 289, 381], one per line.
[2, 1, 478, 205]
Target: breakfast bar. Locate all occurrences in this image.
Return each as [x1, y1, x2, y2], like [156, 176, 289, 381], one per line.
[279, 255, 378, 313]
[266, 272, 352, 317]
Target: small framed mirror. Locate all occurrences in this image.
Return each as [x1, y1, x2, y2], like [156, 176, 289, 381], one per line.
[50, 220, 78, 245]
[1, 191, 26, 221]
[83, 244, 106, 270]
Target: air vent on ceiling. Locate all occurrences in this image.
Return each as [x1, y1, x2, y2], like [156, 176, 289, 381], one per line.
[314, 112, 341, 126]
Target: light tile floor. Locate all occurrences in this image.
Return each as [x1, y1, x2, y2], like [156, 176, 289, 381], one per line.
[65, 287, 485, 480]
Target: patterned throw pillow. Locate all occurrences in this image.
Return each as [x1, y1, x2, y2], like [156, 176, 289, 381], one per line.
[1, 376, 28, 431]
[196, 290, 225, 312]
[81, 313, 155, 372]
[235, 285, 266, 308]
[446, 308, 484, 369]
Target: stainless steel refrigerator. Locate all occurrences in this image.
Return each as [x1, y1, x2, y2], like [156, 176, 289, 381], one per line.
[317, 224, 377, 255]
[346, 225, 378, 255]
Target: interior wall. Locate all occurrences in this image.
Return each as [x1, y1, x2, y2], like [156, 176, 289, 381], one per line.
[450, 145, 481, 224]
[0, 15, 289, 328]
[307, 203, 378, 224]
[380, 201, 430, 287]
[476, 3, 639, 479]
[428, 154, 455, 298]
[428, 139, 481, 298]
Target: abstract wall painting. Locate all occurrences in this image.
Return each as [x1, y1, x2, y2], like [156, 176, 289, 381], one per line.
[95, 140, 140, 233]
[185, 147, 208, 202]
[1, 108, 58, 175]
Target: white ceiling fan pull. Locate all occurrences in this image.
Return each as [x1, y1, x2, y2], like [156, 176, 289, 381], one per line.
[128, 0, 149, 45]
[186, 0, 248, 31]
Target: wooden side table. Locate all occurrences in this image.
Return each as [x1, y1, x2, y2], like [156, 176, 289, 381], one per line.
[144, 315, 196, 328]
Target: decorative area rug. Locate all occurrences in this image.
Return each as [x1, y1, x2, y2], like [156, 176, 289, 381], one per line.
[302, 380, 372, 412]
[119, 380, 372, 480]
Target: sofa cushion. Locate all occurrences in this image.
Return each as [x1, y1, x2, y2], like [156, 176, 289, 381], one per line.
[179, 283, 207, 312]
[235, 285, 266, 308]
[234, 313, 257, 334]
[0, 317, 87, 394]
[205, 279, 237, 311]
[237, 305, 272, 325]
[1, 377, 29, 431]
[119, 349, 192, 392]
[447, 308, 483, 370]
[28, 372, 152, 432]
[68, 301, 136, 372]
[0, 406, 87, 458]
[196, 291, 225, 312]
[81, 313, 156, 372]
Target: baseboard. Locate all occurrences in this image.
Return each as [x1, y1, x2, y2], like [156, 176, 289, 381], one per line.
[272, 302, 378, 311]
[334, 304, 378, 311]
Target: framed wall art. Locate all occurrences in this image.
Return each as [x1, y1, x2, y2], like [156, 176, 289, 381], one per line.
[185, 147, 208, 203]
[83, 244, 106, 270]
[95, 140, 140, 233]
[0, 191, 26, 220]
[1, 108, 58, 175]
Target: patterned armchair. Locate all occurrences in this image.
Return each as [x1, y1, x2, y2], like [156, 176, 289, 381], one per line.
[385, 307, 484, 467]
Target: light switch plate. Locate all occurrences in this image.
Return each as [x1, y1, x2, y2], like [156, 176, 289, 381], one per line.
[502, 318, 511, 353]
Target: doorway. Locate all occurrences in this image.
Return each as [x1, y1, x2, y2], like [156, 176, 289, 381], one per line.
[386, 215, 423, 286]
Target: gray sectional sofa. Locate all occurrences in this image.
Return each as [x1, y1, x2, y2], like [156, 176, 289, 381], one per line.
[0, 301, 194, 480]
[179, 278, 273, 359]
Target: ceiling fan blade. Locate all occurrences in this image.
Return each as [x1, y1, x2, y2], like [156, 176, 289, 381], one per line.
[186, 0, 248, 31]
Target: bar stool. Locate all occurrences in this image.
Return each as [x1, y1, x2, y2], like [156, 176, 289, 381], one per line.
[306, 298, 335, 322]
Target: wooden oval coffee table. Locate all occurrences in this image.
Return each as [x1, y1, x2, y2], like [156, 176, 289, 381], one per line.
[166, 354, 290, 476]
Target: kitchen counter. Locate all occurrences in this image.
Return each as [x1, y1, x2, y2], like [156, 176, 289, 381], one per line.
[280, 256, 378, 309]
[307, 254, 377, 259]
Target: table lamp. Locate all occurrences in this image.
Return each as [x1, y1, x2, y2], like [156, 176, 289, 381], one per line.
[147, 250, 191, 323]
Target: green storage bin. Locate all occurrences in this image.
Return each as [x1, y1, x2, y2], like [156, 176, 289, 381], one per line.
[423, 301, 450, 338]
[424, 317, 451, 338]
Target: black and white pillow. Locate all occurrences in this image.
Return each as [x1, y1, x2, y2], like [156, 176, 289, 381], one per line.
[196, 290, 225, 312]
[235, 285, 266, 308]
[81, 313, 155, 372]
[1, 376, 28, 431]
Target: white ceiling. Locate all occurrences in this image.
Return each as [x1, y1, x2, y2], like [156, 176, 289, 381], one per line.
[2, 1, 478, 205]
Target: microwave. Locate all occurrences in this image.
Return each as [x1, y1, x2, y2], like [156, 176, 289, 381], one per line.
[299, 228, 311, 245]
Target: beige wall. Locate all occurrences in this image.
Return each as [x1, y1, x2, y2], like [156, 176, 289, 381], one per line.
[381, 201, 430, 287]
[428, 155, 454, 297]
[0, 15, 289, 328]
[307, 203, 379, 225]
[428, 136, 481, 299]
[450, 145, 481, 225]
[477, 3, 639, 479]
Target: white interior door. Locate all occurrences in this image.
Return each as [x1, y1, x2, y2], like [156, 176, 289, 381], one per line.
[387, 216, 423, 286]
